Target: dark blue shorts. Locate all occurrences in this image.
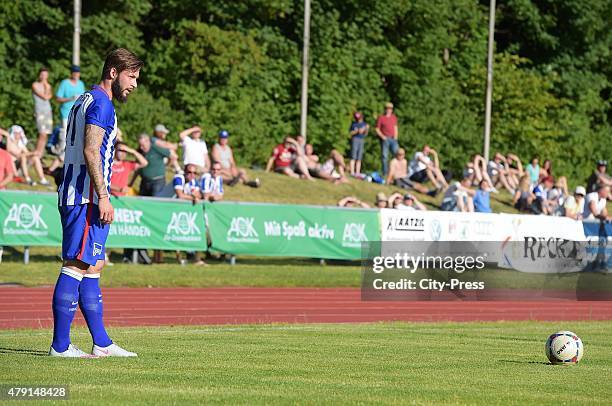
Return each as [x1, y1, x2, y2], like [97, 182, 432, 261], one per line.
[59, 204, 110, 266]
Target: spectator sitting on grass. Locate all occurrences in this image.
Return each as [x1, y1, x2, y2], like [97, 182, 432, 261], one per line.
[337, 196, 370, 208]
[308, 149, 348, 184]
[586, 160, 611, 193]
[408, 145, 448, 190]
[174, 163, 202, 203]
[526, 155, 540, 188]
[348, 112, 368, 176]
[179, 125, 210, 174]
[110, 142, 148, 197]
[505, 153, 524, 181]
[441, 176, 475, 212]
[487, 152, 517, 194]
[583, 184, 610, 221]
[388, 192, 427, 211]
[152, 124, 181, 173]
[473, 180, 492, 213]
[0, 146, 15, 189]
[531, 176, 555, 215]
[374, 192, 388, 208]
[211, 130, 259, 188]
[201, 161, 224, 202]
[2, 125, 47, 185]
[563, 186, 586, 220]
[265, 136, 312, 179]
[387, 148, 437, 195]
[512, 175, 536, 213]
[464, 154, 493, 187]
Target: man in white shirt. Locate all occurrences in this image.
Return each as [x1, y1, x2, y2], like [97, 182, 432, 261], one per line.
[408, 145, 448, 190]
[179, 126, 210, 173]
[583, 185, 610, 220]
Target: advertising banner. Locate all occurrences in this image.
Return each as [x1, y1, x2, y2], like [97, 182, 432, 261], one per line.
[205, 201, 380, 259]
[0, 191, 207, 251]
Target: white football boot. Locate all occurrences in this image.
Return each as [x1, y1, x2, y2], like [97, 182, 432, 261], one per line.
[49, 343, 98, 358]
[92, 343, 138, 357]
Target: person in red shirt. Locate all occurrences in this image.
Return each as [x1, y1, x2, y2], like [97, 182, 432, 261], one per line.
[110, 142, 148, 196]
[265, 136, 311, 179]
[375, 102, 399, 177]
[0, 148, 15, 189]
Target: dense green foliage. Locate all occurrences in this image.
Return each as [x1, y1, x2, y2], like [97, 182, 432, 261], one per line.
[0, 0, 609, 181]
[2, 322, 612, 403]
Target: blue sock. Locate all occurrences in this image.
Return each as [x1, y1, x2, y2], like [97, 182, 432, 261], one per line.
[79, 274, 112, 347]
[51, 268, 82, 352]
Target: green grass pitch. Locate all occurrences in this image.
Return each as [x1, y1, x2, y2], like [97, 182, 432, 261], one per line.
[1, 321, 611, 404]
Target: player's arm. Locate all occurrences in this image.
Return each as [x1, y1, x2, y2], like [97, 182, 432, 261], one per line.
[84, 124, 113, 224]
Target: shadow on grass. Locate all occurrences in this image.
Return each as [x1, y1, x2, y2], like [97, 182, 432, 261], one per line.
[0, 347, 48, 356]
[499, 359, 552, 365]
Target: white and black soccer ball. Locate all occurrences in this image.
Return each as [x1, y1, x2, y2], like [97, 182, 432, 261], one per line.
[545, 331, 583, 364]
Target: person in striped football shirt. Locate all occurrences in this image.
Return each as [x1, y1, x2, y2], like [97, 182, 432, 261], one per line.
[51, 49, 143, 358]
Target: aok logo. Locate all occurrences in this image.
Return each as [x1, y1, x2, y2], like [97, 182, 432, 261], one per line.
[3, 203, 48, 230]
[342, 223, 367, 247]
[165, 212, 201, 241]
[227, 217, 259, 242]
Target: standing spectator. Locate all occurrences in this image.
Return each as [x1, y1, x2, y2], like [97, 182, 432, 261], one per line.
[110, 143, 148, 197]
[526, 156, 540, 187]
[152, 124, 181, 173]
[211, 130, 259, 187]
[586, 160, 611, 193]
[265, 136, 311, 179]
[375, 102, 399, 176]
[31, 67, 53, 157]
[179, 126, 210, 173]
[137, 133, 170, 196]
[0, 146, 15, 189]
[54, 65, 85, 157]
[563, 186, 586, 220]
[201, 162, 224, 201]
[2, 126, 47, 185]
[387, 148, 437, 195]
[348, 112, 369, 176]
[173, 163, 202, 202]
[441, 176, 475, 212]
[583, 184, 610, 220]
[473, 180, 492, 213]
[408, 145, 448, 190]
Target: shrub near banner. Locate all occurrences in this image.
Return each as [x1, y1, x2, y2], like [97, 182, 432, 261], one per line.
[204, 201, 380, 260]
[0, 191, 207, 251]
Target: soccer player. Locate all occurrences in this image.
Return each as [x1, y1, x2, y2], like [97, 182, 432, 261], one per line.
[51, 49, 143, 358]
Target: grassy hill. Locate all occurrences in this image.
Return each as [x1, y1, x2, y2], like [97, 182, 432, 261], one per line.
[11, 167, 520, 213]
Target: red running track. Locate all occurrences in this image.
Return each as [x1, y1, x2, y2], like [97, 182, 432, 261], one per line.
[1, 287, 612, 329]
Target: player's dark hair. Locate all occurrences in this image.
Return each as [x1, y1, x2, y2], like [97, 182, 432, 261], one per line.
[101, 48, 144, 81]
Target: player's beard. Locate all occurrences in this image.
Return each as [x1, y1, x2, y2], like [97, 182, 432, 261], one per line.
[111, 78, 128, 103]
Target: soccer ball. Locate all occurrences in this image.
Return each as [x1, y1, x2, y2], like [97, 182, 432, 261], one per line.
[545, 331, 583, 364]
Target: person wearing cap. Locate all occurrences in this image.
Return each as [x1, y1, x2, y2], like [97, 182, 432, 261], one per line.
[374, 192, 389, 208]
[563, 186, 586, 220]
[54, 65, 85, 157]
[375, 102, 399, 177]
[152, 124, 181, 173]
[1, 125, 47, 185]
[211, 130, 259, 187]
[388, 192, 427, 211]
[178, 125, 210, 173]
[348, 112, 369, 176]
[583, 184, 610, 221]
[586, 160, 611, 194]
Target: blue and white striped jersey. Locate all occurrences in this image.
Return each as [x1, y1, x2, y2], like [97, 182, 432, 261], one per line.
[173, 174, 200, 196]
[201, 173, 223, 195]
[58, 85, 118, 206]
